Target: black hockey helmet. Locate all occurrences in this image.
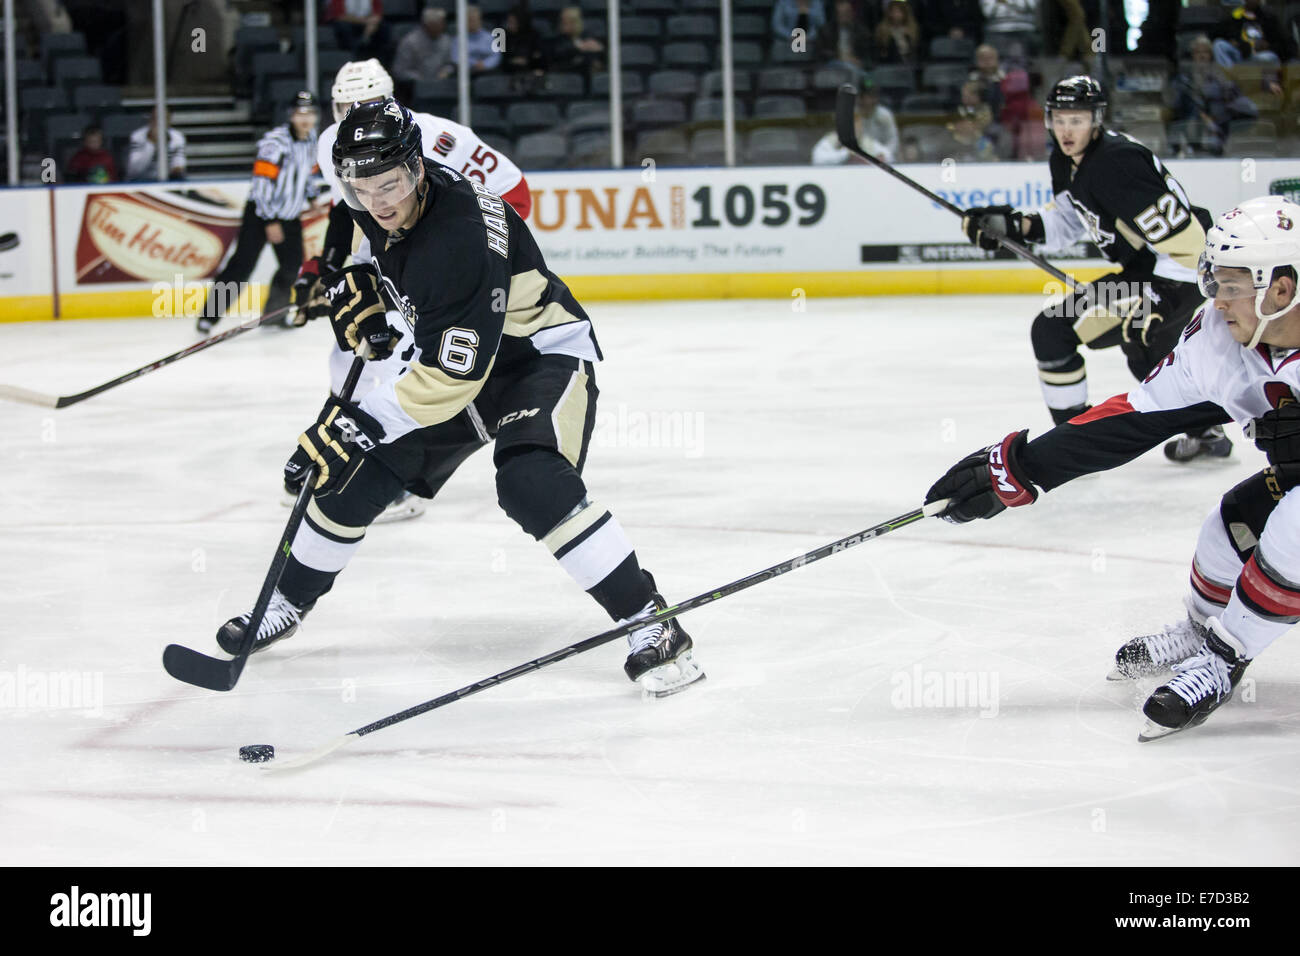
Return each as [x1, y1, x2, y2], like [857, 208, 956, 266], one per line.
[290, 90, 320, 114]
[1044, 75, 1107, 127]
[332, 97, 424, 211]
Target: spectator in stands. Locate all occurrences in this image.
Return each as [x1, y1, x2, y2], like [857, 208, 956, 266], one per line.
[968, 44, 1006, 116]
[898, 133, 923, 162]
[549, 6, 604, 74]
[998, 65, 1044, 159]
[125, 107, 186, 181]
[393, 7, 455, 88]
[816, 0, 872, 71]
[501, 5, 547, 74]
[65, 125, 117, 184]
[873, 0, 920, 66]
[1171, 33, 1259, 156]
[460, 5, 503, 74]
[939, 103, 999, 161]
[980, 0, 1039, 57]
[915, 0, 983, 42]
[1212, 0, 1287, 96]
[811, 73, 898, 163]
[326, 0, 391, 62]
[772, 0, 827, 48]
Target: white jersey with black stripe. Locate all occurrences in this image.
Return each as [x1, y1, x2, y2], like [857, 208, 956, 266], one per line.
[249, 125, 320, 221]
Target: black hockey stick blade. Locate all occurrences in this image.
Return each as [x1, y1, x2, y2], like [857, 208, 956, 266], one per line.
[259, 499, 952, 770]
[0, 305, 294, 409]
[833, 85, 1083, 293]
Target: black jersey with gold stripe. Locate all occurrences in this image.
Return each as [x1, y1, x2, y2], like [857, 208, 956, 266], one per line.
[1039, 129, 1210, 284]
[350, 159, 601, 443]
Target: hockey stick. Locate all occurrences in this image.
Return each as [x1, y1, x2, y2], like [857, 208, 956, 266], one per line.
[0, 304, 295, 409]
[258, 498, 952, 771]
[162, 349, 369, 692]
[834, 85, 1085, 293]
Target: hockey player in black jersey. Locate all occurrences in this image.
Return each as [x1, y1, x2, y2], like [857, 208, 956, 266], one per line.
[961, 75, 1230, 462]
[214, 99, 703, 696]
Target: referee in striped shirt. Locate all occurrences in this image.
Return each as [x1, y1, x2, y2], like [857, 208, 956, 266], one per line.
[198, 92, 323, 333]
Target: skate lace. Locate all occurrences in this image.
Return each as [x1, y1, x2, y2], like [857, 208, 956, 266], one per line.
[625, 600, 667, 654]
[243, 591, 302, 639]
[1167, 646, 1232, 706]
[1147, 619, 1203, 666]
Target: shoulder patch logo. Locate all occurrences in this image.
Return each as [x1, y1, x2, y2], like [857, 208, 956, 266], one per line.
[434, 131, 456, 156]
[1277, 210, 1294, 231]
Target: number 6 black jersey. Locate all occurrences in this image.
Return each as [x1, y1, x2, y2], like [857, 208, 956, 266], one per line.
[349, 159, 601, 444]
[1038, 130, 1210, 283]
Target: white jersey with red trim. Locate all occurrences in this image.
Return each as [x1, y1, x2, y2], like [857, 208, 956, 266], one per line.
[1128, 302, 1300, 422]
[318, 111, 524, 205]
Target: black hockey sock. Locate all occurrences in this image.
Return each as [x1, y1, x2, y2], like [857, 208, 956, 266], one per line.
[276, 557, 336, 610]
[590, 553, 656, 622]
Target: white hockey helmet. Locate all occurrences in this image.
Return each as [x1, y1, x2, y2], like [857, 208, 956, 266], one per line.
[330, 59, 395, 123]
[1198, 195, 1300, 348]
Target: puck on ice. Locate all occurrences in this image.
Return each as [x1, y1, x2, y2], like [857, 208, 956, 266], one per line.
[239, 744, 275, 763]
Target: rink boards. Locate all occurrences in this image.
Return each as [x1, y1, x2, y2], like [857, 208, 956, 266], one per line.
[0, 157, 1292, 321]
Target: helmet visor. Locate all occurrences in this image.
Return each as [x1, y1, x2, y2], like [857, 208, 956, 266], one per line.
[1197, 255, 1259, 301]
[337, 155, 422, 213]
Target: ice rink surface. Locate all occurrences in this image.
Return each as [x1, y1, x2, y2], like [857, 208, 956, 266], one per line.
[2, 295, 1298, 866]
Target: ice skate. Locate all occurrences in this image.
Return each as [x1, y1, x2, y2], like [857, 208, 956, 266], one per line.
[215, 589, 309, 655]
[1138, 619, 1250, 742]
[1108, 599, 1207, 680]
[622, 575, 705, 697]
[1164, 425, 1232, 462]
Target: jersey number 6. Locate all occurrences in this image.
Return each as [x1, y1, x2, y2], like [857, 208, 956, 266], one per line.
[439, 327, 479, 373]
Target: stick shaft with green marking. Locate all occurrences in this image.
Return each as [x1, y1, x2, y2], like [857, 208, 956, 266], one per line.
[265, 500, 949, 769]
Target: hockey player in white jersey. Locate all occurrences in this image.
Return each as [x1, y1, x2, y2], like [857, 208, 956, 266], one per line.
[926, 196, 1300, 741]
[283, 59, 533, 524]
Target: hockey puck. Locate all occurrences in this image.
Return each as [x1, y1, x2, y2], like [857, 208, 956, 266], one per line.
[239, 744, 275, 763]
[0, 232, 17, 252]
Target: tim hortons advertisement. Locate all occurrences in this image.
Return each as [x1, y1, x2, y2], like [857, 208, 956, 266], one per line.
[54, 184, 330, 317]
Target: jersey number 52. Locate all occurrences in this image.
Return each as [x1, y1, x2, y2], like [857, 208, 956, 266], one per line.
[1135, 190, 1189, 243]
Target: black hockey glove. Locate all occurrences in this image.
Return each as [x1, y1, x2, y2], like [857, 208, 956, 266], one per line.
[925, 430, 1039, 524]
[322, 264, 399, 360]
[283, 444, 312, 495]
[1246, 404, 1300, 468]
[961, 206, 1044, 250]
[297, 396, 387, 493]
[288, 256, 329, 327]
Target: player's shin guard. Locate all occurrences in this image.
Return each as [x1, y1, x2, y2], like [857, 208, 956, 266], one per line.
[276, 496, 370, 610]
[496, 449, 655, 620]
[1032, 310, 1089, 424]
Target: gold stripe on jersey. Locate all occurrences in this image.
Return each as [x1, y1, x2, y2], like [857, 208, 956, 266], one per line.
[552, 369, 590, 467]
[1073, 303, 1124, 345]
[394, 355, 496, 427]
[1038, 366, 1087, 385]
[503, 269, 586, 338]
[1150, 219, 1207, 272]
[307, 498, 367, 539]
[542, 497, 607, 554]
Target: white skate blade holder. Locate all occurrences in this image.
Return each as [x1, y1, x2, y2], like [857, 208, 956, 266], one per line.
[639, 650, 706, 698]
